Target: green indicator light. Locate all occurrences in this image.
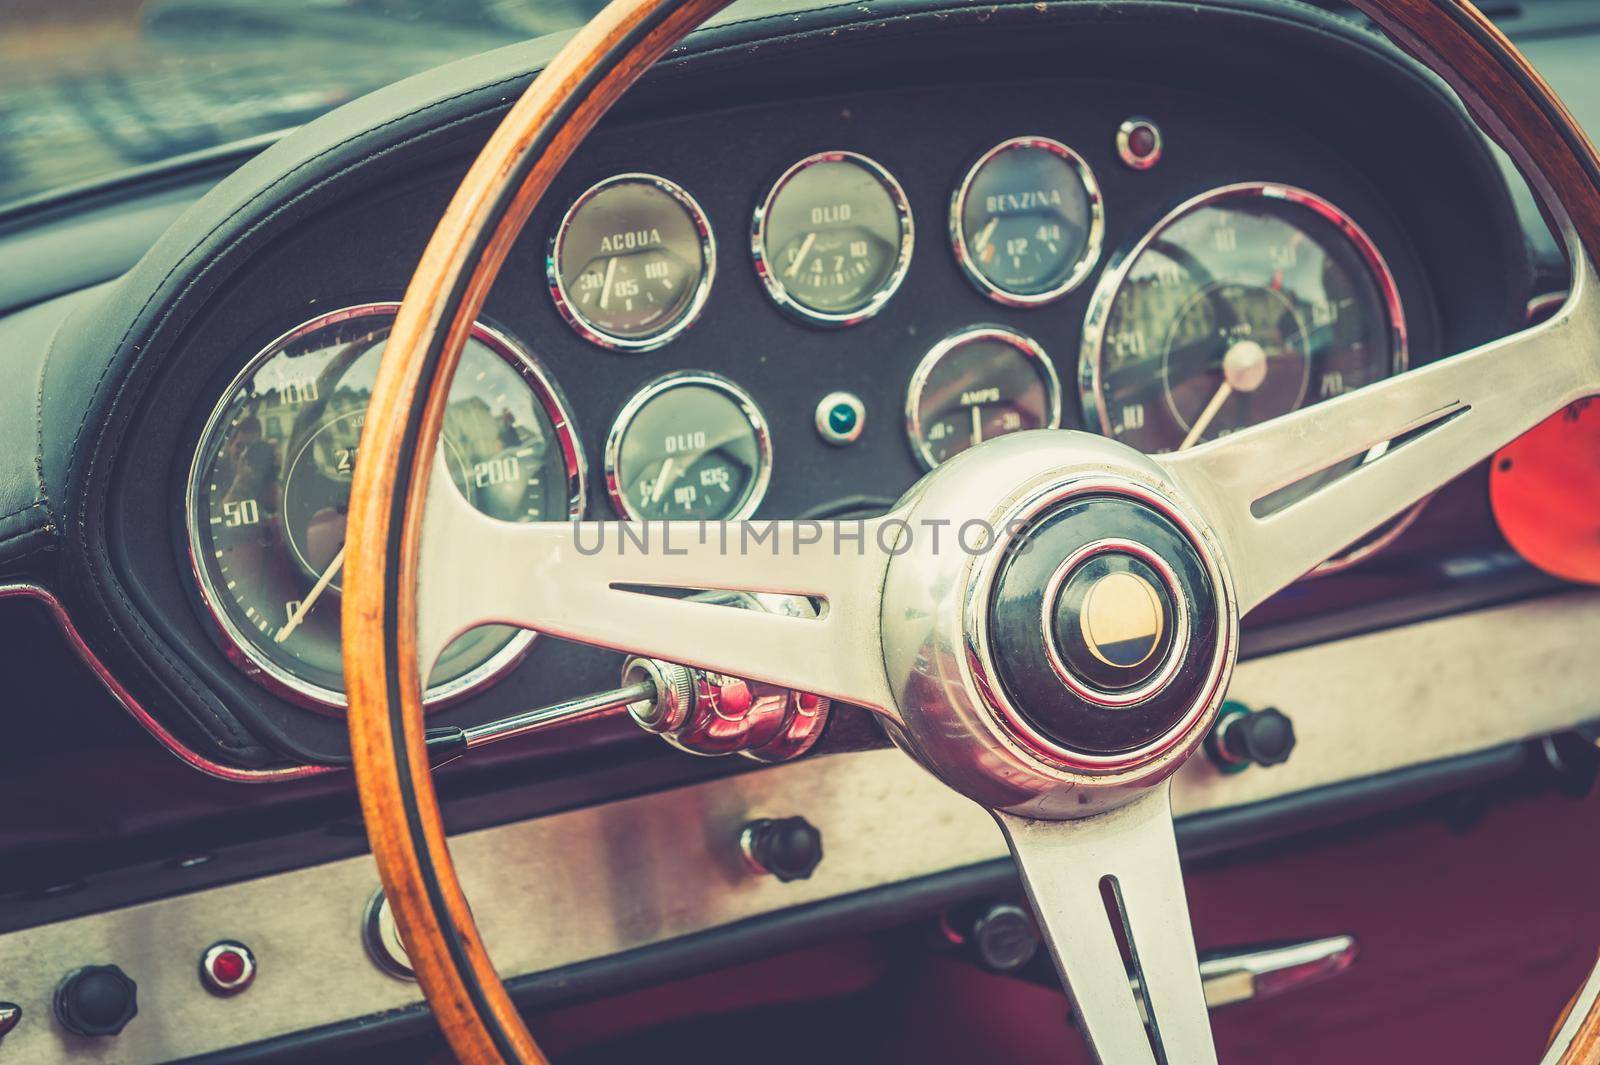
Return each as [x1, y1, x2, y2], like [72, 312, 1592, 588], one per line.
[815, 391, 865, 446]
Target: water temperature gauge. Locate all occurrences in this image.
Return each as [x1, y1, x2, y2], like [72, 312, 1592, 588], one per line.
[605, 372, 773, 520]
[549, 173, 715, 351]
[905, 326, 1062, 469]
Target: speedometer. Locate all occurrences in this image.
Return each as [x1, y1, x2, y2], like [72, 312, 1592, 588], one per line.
[186, 303, 584, 710]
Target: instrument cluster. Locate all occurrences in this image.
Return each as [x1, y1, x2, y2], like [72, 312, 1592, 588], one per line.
[184, 122, 1412, 713]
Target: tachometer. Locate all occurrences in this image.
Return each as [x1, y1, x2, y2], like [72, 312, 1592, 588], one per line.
[605, 372, 772, 520]
[1080, 183, 1410, 569]
[1081, 184, 1404, 452]
[186, 303, 584, 710]
[752, 151, 913, 326]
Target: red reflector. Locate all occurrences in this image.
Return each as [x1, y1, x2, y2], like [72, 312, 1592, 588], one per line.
[1491, 397, 1600, 585]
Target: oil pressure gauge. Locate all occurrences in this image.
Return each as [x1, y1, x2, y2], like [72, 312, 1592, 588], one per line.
[753, 151, 914, 326]
[605, 372, 773, 520]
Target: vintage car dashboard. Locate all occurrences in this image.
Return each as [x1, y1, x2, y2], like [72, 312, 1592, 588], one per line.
[0, 0, 1597, 1060]
[9, 0, 1533, 771]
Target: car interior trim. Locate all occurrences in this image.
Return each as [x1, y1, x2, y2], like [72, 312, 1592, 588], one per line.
[3, 585, 1597, 1064]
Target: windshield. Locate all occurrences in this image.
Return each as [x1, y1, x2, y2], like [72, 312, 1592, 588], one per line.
[0, 0, 605, 214]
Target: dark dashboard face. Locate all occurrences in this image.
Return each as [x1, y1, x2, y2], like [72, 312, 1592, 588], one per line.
[109, 71, 1463, 757]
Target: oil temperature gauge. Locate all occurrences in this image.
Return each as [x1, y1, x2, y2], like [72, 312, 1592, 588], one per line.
[606, 372, 773, 520]
[906, 326, 1062, 469]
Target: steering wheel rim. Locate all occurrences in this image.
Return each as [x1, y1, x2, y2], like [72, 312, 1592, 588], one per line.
[342, 1, 1600, 1062]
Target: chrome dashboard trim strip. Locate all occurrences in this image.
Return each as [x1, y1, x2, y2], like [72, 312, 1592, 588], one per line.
[2, 589, 1597, 1063]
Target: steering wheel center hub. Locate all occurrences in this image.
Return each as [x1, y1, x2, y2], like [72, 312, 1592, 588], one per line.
[879, 432, 1239, 816]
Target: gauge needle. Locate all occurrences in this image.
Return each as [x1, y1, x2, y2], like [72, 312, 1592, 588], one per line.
[651, 456, 677, 504]
[1178, 338, 1269, 450]
[598, 256, 618, 310]
[1179, 382, 1232, 451]
[973, 217, 999, 256]
[276, 545, 346, 644]
[784, 232, 816, 279]
[970, 405, 984, 447]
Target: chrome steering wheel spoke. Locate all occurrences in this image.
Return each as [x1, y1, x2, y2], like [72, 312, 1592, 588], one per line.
[415, 453, 900, 711]
[1159, 255, 1600, 614]
[995, 781, 1215, 1065]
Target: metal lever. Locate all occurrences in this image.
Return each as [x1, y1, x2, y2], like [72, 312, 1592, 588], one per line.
[957, 906, 1357, 1014]
[1153, 935, 1359, 1012]
[424, 592, 830, 766]
[424, 680, 653, 765]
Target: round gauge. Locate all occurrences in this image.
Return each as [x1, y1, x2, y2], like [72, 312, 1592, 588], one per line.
[606, 372, 772, 520]
[1080, 183, 1411, 571]
[950, 136, 1104, 305]
[549, 173, 715, 351]
[906, 326, 1063, 469]
[1082, 183, 1405, 453]
[752, 151, 914, 326]
[187, 303, 585, 710]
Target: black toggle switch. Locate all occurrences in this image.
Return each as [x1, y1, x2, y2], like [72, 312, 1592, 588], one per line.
[1208, 702, 1296, 772]
[740, 816, 824, 882]
[55, 965, 137, 1037]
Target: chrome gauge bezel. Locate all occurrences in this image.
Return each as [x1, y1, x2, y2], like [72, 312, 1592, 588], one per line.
[948, 136, 1105, 307]
[603, 370, 774, 521]
[751, 150, 915, 328]
[904, 325, 1064, 472]
[1077, 182, 1415, 574]
[547, 172, 717, 352]
[185, 301, 587, 712]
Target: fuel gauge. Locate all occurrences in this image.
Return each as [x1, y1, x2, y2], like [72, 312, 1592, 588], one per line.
[906, 326, 1062, 469]
[951, 136, 1103, 306]
[606, 372, 773, 520]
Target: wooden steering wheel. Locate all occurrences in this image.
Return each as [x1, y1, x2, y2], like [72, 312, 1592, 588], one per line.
[342, 1, 1600, 1061]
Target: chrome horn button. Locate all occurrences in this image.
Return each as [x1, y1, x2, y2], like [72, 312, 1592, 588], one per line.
[1043, 539, 1187, 701]
[986, 494, 1218, 761]
[1052, 551, 1174, 683]
[879, 431, 1238, 818]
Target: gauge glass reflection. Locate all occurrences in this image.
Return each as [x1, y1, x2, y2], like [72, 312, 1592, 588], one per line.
[753, 151, 913, 325]
[550, 173, 714, 350]
[906, 327, 1062, 469]
[187, 304, 583, 710]
[1083, 184, 1404, 454]
[606, 372, 772, 520]
[951, 136, 1103, 304]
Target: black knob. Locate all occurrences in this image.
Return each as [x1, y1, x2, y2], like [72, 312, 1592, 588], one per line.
[740, 816, 823, 882]
[969, 904, 1041, 972]
[55, 965, 137, 1037]
[1208, 704, 1296, 771]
